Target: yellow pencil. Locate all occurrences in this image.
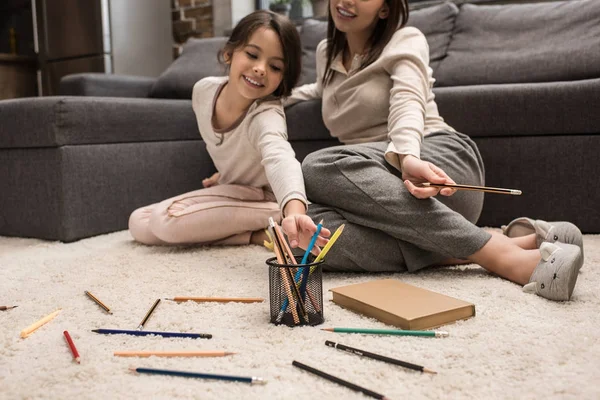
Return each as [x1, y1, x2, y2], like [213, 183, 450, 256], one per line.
[114, 350, 236, 358]
[313, 224, 345, 264]
[20, 309, 61, 338]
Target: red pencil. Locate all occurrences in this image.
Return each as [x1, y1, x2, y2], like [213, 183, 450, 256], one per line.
[63, 330, 80, 364]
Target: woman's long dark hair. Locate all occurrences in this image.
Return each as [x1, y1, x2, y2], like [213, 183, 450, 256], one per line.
[323, 0, 409, 86]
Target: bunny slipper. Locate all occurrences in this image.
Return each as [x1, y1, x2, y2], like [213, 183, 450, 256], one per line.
[523, 242, 583, 301]
[502, 217, 584, 259]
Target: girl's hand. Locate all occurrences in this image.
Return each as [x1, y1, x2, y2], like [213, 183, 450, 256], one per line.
[400, 155, 457, 199]
[281, 214, 331, 254]
[202, 172, 220, 188]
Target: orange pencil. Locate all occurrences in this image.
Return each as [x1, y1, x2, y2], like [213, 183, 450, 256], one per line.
[165, 297, 263, 303]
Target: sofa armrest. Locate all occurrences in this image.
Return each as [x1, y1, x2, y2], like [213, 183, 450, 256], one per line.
[0, 96, 198, 148]
[434, 78, 600, 138]
[59, 73, 156, 98]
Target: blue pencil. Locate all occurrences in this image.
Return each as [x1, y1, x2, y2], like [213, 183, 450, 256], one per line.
[92, 329, 212, 339]
[131, 367, 266, 384]
[300, 220, 323, 265]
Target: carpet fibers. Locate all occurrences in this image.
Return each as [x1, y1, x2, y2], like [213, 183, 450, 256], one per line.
[1, 231, 599, 400]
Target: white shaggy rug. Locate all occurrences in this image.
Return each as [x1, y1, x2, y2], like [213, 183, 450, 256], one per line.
[1, 231, 599, 400]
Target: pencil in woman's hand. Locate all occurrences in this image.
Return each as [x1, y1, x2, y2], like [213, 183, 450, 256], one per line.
[421, 182, 522, 195]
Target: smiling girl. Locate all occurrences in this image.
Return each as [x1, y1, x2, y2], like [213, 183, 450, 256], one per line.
[129, 10, 329, 250]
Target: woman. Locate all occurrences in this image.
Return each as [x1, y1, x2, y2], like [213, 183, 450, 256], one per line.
[286, 0, 584, 301]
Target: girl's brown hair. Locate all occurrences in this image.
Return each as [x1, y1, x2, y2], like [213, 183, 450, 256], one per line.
[323, 0, 409, 86]
[218, 10, 302, 98]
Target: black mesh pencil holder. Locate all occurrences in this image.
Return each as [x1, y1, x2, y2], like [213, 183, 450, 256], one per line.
[266, 255, 324, 327]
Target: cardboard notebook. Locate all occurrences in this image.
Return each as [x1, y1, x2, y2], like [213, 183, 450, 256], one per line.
[330, 279, 475, 330]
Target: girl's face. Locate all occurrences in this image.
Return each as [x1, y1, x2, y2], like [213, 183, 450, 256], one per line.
[330, 0, 389, 36]
[227, 27, 285, 102]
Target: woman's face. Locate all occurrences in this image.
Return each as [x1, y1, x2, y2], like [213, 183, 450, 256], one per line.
[329, 0, 389, 36]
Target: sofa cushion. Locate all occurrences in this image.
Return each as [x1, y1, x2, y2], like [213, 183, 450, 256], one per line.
[149, 37, 228, 99]
[435, 0, 600, 86]
[298, 18, 328, 86]
[434, 78, 600, 138]
[298, 2, 458, 84]
[406, 1, 458, 73]
[0, 97, 198, 149]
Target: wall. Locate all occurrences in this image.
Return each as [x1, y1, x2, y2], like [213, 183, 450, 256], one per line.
[109, 0, 173, 77]
[231, 0, 255, 26]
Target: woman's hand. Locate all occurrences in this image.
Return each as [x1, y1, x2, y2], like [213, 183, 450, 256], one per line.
[202, 172, 220, 188]
[281, 214, 331, 254]
[400, 155, 457, 199]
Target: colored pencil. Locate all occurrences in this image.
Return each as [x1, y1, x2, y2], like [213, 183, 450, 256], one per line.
[137, 298, 160, 330]
[130, 367, 266, 384]
[164, 297, 263, 303]
[325, 341, 436, 374]
[270, 219, 309, 324]
[84, 291, 113, 314]
[300, 219, 323, 265]
[92, 328, 212, 339]
[273, 221, 322, 323]
[292, 360, 389, 400]
[20, 309, 61, 338]
[0, 305, 18, 311]
[421, 182, 522, 195]
[269, 224, 300, 324]
[114, 350, 235, 358]
[63, 330, 81, 364]
[322, 327, 449, 338]
[312, 224, 345, 265]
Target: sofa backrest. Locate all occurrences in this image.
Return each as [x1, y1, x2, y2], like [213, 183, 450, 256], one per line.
[434, 0, 600, 86]
[297, 2, 459, 85]
[149, 3, 459, 99]
[149, 37, 228, 99]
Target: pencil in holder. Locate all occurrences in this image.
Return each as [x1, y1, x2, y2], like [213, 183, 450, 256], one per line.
[266, 255, 324, 327]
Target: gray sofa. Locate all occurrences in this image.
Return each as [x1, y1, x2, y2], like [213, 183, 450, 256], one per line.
[1, 0, 599, 242]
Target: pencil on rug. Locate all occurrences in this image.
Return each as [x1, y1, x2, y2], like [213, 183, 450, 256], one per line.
[325, 340, 436, 374]
[115, 350, 235, 358]
[20, 309, 61, 338]
[130, 367, 266, 384]
[84, 291, 113, 314]
[137, 298, 160, 330]
[63, 330, 81, 364]
[164, 297, 263, 303]
[292, 360, 390, 400]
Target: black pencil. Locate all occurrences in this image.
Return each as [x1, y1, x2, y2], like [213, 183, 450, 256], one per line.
[292, 360, 390, 400]
[137, 299, 160, 330]
[325, 340, 436, 374]
[421, 182, 521, 195]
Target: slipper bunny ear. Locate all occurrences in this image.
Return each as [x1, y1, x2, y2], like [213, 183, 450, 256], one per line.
[523, 242, 559, 295]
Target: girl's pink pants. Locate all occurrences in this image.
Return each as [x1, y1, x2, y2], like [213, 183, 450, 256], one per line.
[128, 184, 281, 245]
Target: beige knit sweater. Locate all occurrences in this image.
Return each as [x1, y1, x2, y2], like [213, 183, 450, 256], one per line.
[286, 27, 454, 170]
[193, 76, 307, 209]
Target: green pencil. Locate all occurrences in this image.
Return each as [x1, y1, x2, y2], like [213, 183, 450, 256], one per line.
[322, 327, 449, 338]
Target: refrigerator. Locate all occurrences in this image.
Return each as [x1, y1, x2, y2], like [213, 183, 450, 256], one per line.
[32, 0, 172, 96]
